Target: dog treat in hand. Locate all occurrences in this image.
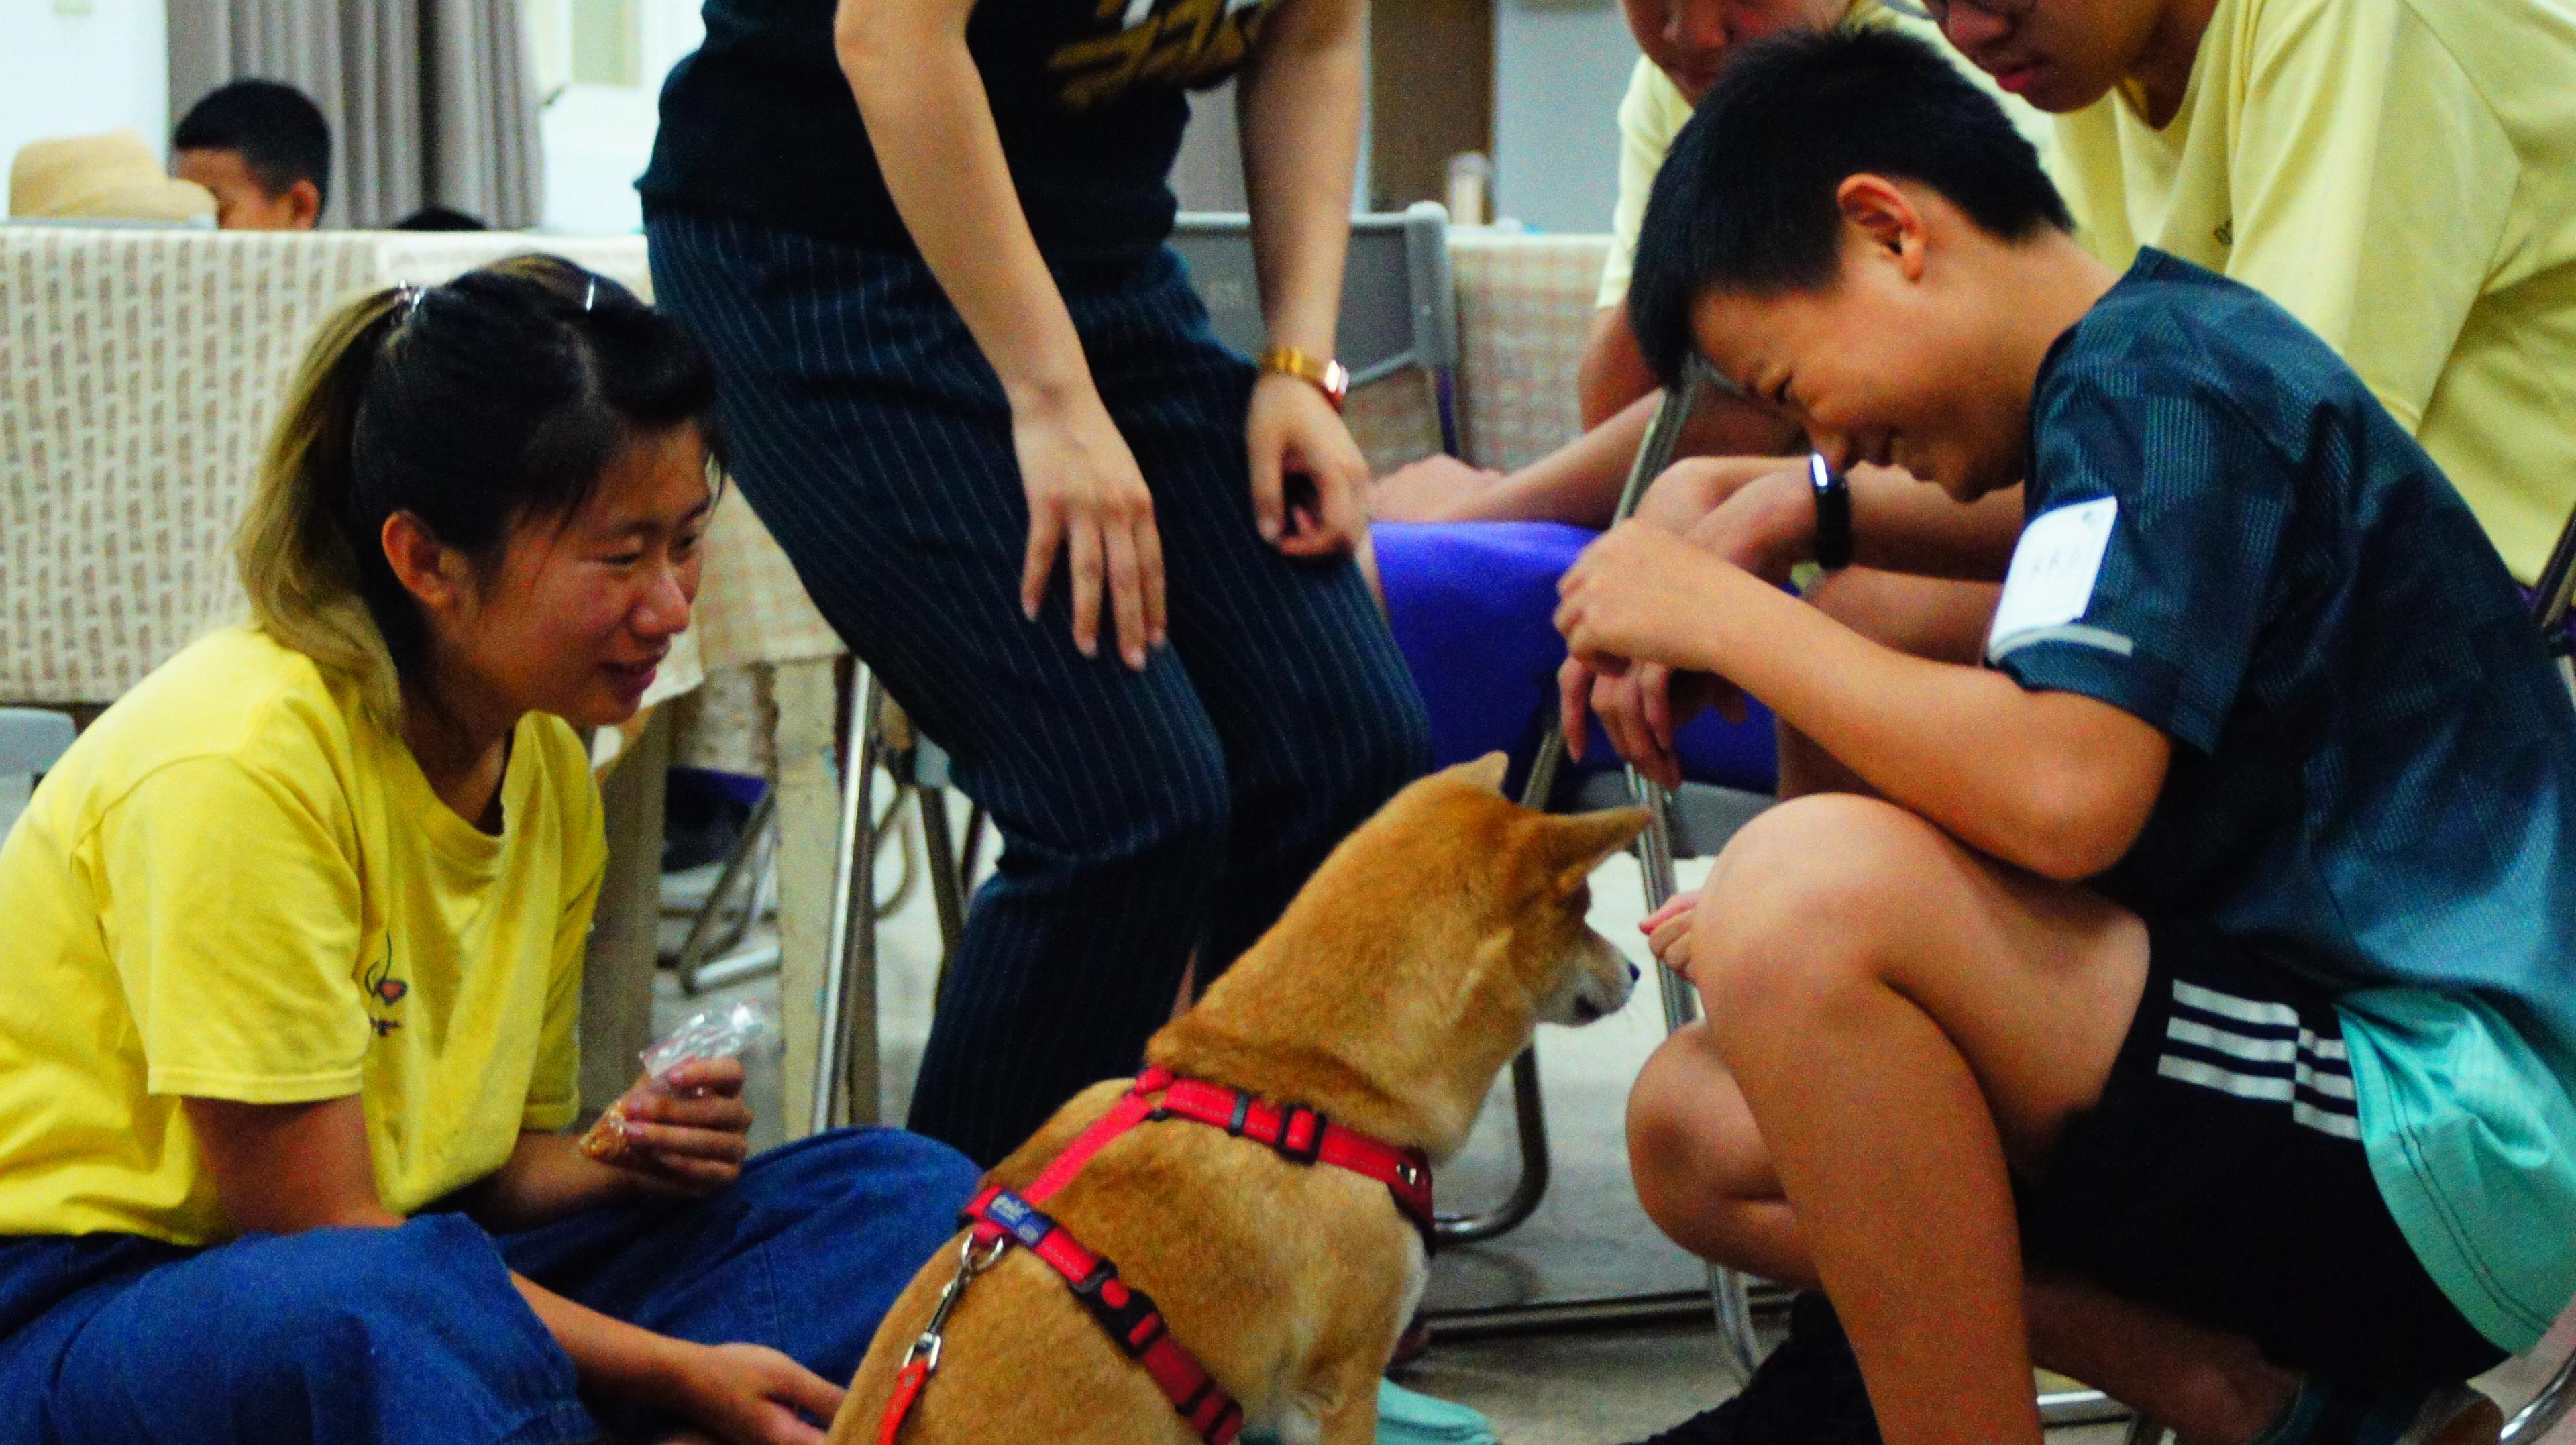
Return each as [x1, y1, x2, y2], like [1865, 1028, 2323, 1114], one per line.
[578, 1000, 780, 1165]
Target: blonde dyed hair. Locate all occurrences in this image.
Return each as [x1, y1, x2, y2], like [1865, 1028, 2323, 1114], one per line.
[234, 284, 413, 725]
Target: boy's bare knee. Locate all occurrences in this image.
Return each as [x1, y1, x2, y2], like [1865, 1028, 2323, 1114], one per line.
[1691, 795, 1962, 1048]
[1628, 1026, 1765, 1245]
[1807, 569, 1996, 665]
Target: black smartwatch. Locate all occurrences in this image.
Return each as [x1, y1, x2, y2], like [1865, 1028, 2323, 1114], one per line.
[1808, 452, 1854, 570]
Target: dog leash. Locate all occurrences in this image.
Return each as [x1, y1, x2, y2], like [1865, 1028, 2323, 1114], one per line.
[880, 1066, 1436, 1444]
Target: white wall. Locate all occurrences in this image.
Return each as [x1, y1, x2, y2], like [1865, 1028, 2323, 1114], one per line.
[1491, 0, 1634, 233]
[532, 0, 702, 234]
[0, 0, 170, 199]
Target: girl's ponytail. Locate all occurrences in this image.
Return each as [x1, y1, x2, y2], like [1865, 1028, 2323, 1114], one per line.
[234, 286, 411, 724]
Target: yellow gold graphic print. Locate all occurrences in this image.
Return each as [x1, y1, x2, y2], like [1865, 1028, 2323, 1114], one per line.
[1049, 0, 1276, 110]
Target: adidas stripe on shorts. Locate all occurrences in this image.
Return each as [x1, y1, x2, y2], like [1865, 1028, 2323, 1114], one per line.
[2015, 918, 2505, 1387]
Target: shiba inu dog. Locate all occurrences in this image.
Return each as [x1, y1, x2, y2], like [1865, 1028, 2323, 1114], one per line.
[837, 755, 1646, 1444]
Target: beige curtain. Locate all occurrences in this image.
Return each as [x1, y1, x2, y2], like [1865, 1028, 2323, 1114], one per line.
[168, 0, 542, 229]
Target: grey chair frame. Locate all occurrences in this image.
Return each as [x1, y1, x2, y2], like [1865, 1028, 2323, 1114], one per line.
[1, 708, 77, 840]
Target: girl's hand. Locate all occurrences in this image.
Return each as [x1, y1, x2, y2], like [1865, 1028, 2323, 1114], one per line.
[1554, 521, 1736, 672]
[601, 1058, 753, 1197]
[1014, 392, 1165, 670]
[1248, 372, 1371, 558]
[656, 1340, 845, 1445]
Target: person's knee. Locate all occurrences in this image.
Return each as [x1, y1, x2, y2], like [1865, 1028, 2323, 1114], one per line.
[1627, 1026, 1737, 1226]
[1693, 794, 1938, 1032]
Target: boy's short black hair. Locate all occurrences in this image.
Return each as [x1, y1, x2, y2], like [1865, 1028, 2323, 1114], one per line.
[174, 79, 332, 208]
[1627, 26, 2072, 386]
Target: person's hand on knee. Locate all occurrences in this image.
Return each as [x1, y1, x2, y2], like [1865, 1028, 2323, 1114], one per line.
[1371, 453, 1505, 523]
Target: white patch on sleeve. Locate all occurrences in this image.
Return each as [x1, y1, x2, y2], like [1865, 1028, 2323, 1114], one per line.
[1986, 497, 2119, 661]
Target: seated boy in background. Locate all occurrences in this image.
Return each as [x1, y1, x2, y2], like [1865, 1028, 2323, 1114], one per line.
[1558, 27, 2576, 1445]
[171, 78, 329, 231]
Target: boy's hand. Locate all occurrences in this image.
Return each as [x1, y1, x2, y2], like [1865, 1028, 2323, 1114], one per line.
[1555, 521, 1734, 672]
[589, 1058, 753, 1197]
[1565, 660, 1744, 790]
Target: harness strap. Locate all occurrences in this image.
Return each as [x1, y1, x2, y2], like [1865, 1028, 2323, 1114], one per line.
[966, 1186, 1246, 1445]
[1140, 1069, 1436, 1247]
[879, 1069, 1434, 1444]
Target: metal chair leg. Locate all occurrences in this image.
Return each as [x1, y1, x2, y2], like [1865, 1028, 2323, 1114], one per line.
[1433, 731, 1570, 1245]
[918, 784, 971, 1000]
[675, 791, 780, 996]
[2506, 1348, 2576, 1444]
[812, 669, 886, 1136]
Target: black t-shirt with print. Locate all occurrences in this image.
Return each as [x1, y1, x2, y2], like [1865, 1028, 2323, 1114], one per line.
[639, 0, 1275, 254]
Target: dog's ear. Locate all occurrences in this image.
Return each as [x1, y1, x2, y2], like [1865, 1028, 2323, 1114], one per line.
[1446, 751, 1509, 796]
[1537, 806, 1648, 897]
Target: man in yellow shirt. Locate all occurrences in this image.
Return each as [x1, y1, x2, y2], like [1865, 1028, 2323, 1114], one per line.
[1933, 0, 2576, 580]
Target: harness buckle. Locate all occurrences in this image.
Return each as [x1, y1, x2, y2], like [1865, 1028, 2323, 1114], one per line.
[1275, 1103, 1327, 1165]
[1068, 1258, 1166, 1358]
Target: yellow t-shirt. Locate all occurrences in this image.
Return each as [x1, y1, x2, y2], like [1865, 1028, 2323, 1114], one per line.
[0, 627, 606, 1245]
[2050, 0, 2576, 580]
[1597, 3, 2054, 309]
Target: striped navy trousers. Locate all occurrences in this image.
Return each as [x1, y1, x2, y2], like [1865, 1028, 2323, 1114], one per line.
[647, 207, 1432, 1167]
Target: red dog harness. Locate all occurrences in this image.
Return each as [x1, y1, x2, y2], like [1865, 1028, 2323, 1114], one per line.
[879, 1067, 1435, 1444]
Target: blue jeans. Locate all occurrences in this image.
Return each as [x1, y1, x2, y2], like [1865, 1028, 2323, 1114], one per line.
[0, 1128, 978, 1445]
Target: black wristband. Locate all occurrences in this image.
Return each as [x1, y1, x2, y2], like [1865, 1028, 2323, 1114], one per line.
[1809, 452, 1854, 570]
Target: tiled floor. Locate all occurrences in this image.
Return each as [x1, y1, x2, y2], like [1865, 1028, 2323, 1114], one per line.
[659, 809, 2575, 1445]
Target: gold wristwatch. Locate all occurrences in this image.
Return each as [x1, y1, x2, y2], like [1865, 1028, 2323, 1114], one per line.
[1256, 345, 1351, 413]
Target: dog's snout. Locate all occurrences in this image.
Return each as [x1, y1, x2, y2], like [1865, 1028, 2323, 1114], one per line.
[1627, 961, 1641, 985]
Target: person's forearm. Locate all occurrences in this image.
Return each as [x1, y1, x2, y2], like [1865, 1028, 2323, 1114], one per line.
[1676, 567, 2161, 878]
[514, 1272, 688, 1407]
[458, 1131, 640, 1233]
[1449, 397, 1658, 524]
[1237, 0, 1365, 358]
[1849, 470, 2025, 582]
[837, 4, 1090, 410]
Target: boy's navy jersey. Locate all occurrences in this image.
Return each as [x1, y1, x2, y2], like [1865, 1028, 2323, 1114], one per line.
[1994, 248, 2576, 1352]
[639, 0, 1276, 254]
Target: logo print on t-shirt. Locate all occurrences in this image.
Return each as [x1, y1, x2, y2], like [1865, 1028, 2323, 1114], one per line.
[1049, 0, 1277, 111]
[363, 948, 408, 1036]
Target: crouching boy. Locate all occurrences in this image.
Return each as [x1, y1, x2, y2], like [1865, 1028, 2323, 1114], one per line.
[1554, 28, 2576, 1445]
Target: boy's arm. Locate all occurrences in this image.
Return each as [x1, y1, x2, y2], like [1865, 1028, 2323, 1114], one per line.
[1687, 463, 2027, 583]
[1557, 524, 2170, 880]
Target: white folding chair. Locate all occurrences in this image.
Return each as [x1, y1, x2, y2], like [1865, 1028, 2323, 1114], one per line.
[807, 207, 1467, 1134]
[0, 708, 78, 841]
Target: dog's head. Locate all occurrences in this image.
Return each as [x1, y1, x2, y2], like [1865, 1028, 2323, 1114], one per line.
[1161, 754, 1647, 1155]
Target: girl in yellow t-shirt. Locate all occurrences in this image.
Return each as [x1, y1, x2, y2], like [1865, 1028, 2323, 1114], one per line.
[0, 256, 979, 1445]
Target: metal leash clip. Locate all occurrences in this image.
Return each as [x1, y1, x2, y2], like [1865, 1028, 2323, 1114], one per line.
[902, 1230, 1010, 1375]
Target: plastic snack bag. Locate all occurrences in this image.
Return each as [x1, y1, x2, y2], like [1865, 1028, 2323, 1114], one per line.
[580, 1000, 780, 1164]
